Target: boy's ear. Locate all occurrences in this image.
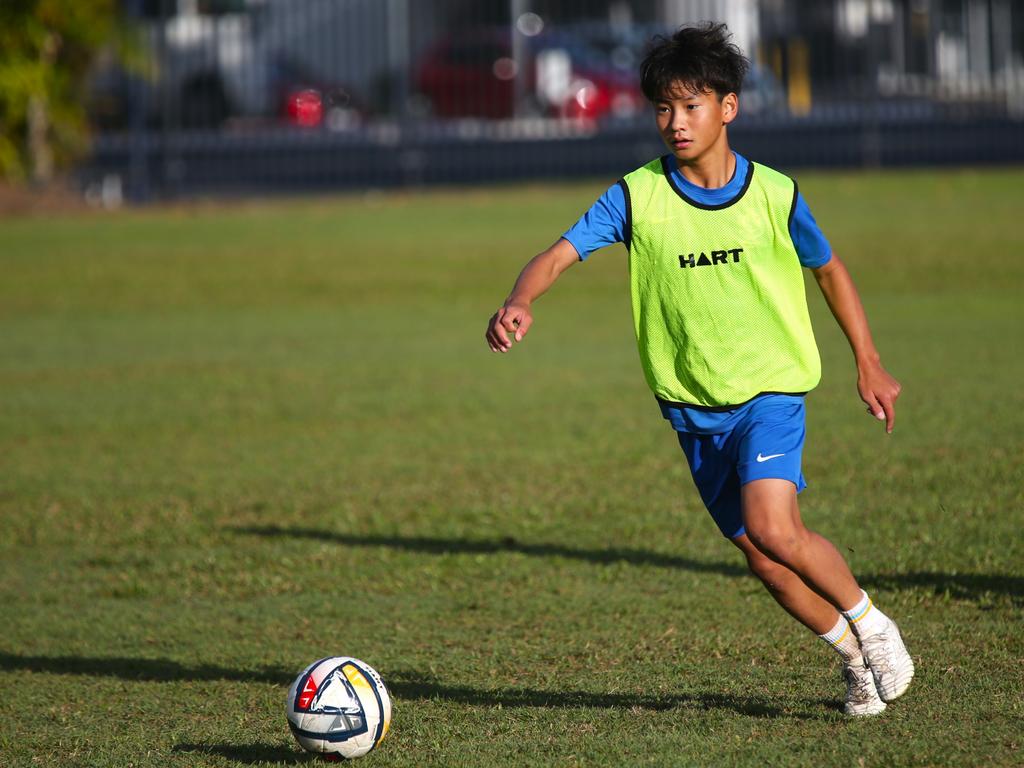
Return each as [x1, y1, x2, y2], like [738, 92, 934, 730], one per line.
[721, 92, 739, 124]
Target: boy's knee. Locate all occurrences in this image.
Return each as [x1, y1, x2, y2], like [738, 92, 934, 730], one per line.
[746, 522, 807, 566]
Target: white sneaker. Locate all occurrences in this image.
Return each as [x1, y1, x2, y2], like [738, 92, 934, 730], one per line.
[842, 657, 887, 716]
[859, 618, 915, 702]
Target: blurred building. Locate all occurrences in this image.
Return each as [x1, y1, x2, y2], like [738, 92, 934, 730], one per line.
[84, 0, 1024, 199]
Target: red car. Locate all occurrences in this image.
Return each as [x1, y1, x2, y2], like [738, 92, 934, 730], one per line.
[415, 29, 642, 121]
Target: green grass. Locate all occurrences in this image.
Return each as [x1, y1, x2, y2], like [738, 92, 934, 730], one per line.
[1, 167, 1022, 767]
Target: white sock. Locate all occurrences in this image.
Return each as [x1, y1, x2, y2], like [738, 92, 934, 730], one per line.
[818, 614, 862, 664]
[842, 589, 891, 639]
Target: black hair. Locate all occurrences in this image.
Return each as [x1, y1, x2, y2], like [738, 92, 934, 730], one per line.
[640, 22, 749, 102]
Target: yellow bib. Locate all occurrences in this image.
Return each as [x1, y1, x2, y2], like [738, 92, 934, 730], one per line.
[621, 157, 821, 407]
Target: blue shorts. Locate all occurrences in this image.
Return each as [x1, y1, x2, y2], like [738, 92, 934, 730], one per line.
[675, 396, 807, 539]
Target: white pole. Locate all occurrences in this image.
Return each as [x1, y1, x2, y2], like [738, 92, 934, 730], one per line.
[511, 0, 528, 118]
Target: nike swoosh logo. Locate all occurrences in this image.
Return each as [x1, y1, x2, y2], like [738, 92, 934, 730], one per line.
[756, 453, 785, 463]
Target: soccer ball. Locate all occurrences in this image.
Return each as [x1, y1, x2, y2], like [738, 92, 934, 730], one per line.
[286, 656, 392, 761]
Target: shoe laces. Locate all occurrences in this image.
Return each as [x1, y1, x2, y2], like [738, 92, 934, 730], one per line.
[843, 662, 878, 704]
[861, 631, 896, 676]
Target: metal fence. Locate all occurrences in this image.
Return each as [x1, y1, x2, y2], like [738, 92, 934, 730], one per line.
[83, 0, 1024, 201]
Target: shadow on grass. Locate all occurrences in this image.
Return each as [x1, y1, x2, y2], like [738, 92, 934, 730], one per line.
[0, 652, 292, 685]
[233, 526, 1024, 605]
[386, 672, 831, 719]
[862, 571, 1024, 606]
[232, 526, 747, 578]
[173, 743, 309, 765]
[0, 652, 828, 719]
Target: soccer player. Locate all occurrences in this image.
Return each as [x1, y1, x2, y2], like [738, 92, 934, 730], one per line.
[485, 22, 914, 716]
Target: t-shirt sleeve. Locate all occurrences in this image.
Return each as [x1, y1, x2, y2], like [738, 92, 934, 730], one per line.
[790, 191, 832, 268]
[561, 182, 628, 261]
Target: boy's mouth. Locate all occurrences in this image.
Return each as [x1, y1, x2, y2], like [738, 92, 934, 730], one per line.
[671, 138, 693, 149]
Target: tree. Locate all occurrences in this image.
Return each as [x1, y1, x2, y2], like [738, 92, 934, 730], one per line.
[0, 0, 128, 183]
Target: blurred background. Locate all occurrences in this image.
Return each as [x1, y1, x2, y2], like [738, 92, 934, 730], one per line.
[2, 10, 1023, 764]
[3, 0, 1023, 203]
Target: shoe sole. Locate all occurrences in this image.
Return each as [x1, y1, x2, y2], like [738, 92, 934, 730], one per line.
[844, 702, 887, 716]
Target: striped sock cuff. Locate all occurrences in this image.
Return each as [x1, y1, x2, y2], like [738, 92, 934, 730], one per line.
[843, 590, 872, 625]
[820, 615, 850, 646]
[819, 614, 860, 662]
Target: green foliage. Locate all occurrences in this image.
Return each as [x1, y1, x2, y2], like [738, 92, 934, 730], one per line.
[0, 170, 1022, 766]
[0, 0, 123, 181]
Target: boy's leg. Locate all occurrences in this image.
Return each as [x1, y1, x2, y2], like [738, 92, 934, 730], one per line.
[676, 424, 861, 623]
[675, 426, 886, 714]
[729, 530, 842, 635]
[740, 478, 914, 702]
[729, 530, 886, 716]
[740, 478, 862, 610]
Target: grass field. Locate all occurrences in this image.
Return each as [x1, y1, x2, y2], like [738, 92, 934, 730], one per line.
[1, 167, 1022, 767]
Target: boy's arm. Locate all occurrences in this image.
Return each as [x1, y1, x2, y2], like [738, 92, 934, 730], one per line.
[486, 237, 579, 353]
[812, 253, 902, 433]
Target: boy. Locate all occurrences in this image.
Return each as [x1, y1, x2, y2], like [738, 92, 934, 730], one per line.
[484, 22, 913, 716]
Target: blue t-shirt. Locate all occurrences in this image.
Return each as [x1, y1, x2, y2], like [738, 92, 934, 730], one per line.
[561, 152, 831, 434]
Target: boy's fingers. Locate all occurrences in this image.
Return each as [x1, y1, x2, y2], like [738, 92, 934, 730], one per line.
[880, 397, 896, 433]
[500, 311, 521, 333]
[862, 390, 897, 433]
[491, 312, 512, 348]
[483, 317, 507, 350]
[514, 314, 533, 341]
[488, 306, 531, 351]
[485, 315, 498, 351]
[862, 392, 885, 422]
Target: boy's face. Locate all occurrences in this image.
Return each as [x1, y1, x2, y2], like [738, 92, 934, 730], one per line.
[653, 81, 738, 164]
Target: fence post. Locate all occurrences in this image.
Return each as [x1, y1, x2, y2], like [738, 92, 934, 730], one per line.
[510, 0, 529, 119]
[387, 0, 410, 120]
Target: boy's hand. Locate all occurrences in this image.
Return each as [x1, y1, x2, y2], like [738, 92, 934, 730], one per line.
[857, 360, 901, 434]
[485, 239, 578, 353]
[486, 302, 533, 352]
